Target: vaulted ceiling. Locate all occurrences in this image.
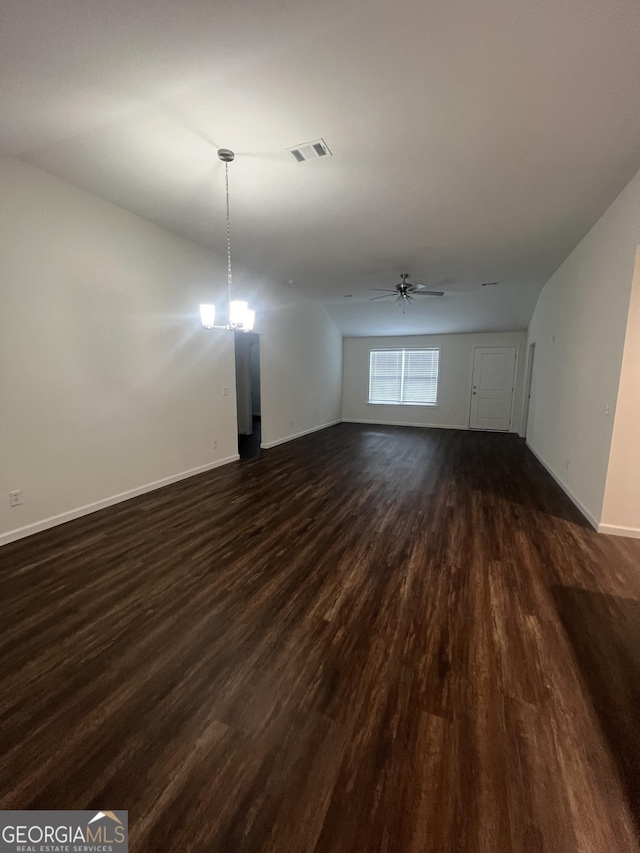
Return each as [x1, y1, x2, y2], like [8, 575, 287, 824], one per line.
[3, 0, 640, 335]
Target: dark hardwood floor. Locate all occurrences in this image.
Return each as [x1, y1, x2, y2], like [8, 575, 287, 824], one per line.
[1, 423, 639, 852]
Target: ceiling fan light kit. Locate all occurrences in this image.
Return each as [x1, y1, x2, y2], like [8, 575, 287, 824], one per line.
[200, 148, 256, 333]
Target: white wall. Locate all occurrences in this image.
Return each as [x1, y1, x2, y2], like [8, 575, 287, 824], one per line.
[0, 158, 343, 544]
[600, 247, 640, 537]
[342, 331, 527, 432]
[0, 158, 239, 545]
[260, 297, 343, 448]
[526, 168, 640, 528]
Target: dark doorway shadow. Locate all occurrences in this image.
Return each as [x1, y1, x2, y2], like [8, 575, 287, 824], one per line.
[238, 415, 261, 460]
[552, 585, 640, 831]
[235, 332, 261, 461]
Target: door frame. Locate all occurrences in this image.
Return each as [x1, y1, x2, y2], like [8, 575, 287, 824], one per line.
[521, 341, 536, 439]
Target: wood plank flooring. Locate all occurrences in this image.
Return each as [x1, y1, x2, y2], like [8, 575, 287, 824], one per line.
[1, 423, 639, 852]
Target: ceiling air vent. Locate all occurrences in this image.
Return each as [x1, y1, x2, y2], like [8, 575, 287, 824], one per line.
[287, 138, 332, 162]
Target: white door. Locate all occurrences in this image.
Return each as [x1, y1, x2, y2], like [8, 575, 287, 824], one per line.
[469, 347, 517, 431]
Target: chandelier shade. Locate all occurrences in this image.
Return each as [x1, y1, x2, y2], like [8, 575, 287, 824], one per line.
[229, 301, 255, 331]
[199, 304, 216, 329]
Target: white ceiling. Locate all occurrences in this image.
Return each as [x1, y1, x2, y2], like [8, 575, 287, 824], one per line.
[3, 0, 640, 336]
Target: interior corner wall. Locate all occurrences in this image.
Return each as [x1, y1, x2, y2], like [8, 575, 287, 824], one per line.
[525, 167, 640, 528]
[600, 246, 640, 538]
[259, 297, 343, 449]
[0, 158, 239, 545]
[342, 331, 527, 432]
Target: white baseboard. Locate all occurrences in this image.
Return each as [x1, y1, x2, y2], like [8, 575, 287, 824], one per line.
[597, 523, 640, 539]
[0, 454, 239, 548]
[261, 420, 342, 450]
[525, 443, 599, 530]
[342, 418, 469, 430]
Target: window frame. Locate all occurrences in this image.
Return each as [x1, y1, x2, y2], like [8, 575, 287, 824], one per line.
[368, 347, 440, 407]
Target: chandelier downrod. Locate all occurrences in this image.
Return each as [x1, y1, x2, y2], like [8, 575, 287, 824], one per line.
[199, 148, 255, 333]
[219, 149, 235, 315]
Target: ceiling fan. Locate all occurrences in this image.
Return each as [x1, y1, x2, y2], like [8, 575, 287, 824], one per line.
[370, 273, 445, 312]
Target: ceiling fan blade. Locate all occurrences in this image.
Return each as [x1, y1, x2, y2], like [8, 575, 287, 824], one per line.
[410, 290, 445, 297]
[370, 288, 397, 292]
[369, 293, 395, 300]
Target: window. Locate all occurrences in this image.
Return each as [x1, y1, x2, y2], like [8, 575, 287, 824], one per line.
[368, 348, 440, 405]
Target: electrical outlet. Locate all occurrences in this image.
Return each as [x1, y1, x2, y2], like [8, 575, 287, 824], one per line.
[9, 490, 23, 507]
[222, 387, 229, 397]
[605, 401, 610, 416]
[290, 420, 294, 429]
[212, 439, 217, 449]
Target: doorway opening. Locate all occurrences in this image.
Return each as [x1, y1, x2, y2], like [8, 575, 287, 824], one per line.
[234, 331, 261, 460]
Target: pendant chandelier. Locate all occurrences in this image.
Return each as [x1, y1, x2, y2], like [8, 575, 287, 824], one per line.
[199, 148, 255, 332]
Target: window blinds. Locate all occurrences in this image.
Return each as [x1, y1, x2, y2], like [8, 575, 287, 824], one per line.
[369, 348, 439, 405]
[368, 350, 403, 403]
